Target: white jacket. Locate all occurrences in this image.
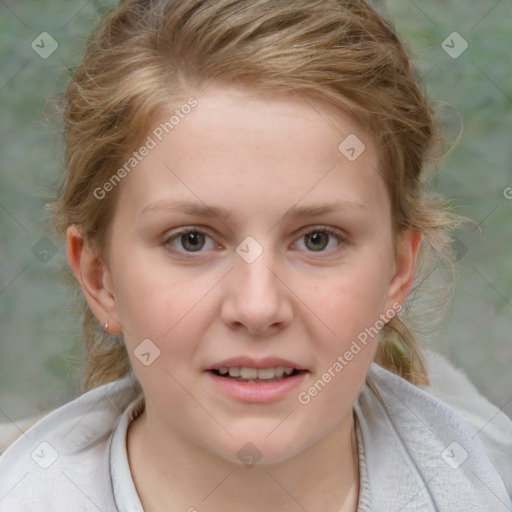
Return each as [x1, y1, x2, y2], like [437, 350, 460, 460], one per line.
[0, 358, 510, 511]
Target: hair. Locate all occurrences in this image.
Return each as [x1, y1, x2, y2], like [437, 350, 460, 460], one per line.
[52, 0, 460, 391]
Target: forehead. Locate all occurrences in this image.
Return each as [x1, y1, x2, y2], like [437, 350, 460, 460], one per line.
[113, 86, 388, 223]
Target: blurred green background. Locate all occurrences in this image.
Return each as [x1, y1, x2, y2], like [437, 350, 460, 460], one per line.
[0, 0, 511, 421]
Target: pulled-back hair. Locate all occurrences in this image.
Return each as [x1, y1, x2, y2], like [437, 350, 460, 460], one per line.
[53, 0, 458, 390]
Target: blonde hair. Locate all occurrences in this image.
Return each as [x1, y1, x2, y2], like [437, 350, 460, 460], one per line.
[53, 0, 459, 390]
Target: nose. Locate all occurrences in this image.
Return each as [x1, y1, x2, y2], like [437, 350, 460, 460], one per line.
[220, 248, 294, 335]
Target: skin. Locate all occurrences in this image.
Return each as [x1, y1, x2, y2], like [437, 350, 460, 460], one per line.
[67, 85, 420, 512]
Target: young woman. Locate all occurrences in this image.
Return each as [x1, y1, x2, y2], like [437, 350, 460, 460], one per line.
[0, 1, 510, 510]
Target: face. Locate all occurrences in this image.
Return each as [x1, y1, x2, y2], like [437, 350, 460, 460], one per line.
[82, 85, 415, 465]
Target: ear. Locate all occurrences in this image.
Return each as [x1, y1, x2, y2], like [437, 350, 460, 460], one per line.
[384, 229, 422, 311]
[66, 224, 123, 335]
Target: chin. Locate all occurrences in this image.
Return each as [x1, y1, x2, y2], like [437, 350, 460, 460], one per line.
[204, 431, 311, 468]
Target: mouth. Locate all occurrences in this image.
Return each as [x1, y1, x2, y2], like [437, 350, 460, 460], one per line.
[209, 366, 305, 383]
[205, 358, 309, 402]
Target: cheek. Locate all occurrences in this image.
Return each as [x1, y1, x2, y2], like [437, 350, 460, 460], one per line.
[305, 257, 392, 344]
[294, 278, 382, 434]
[111, 260, 225, 393]
[295, 252, 392, 401]
[114, 270, 210, 408]
[112, 250, 210, 337]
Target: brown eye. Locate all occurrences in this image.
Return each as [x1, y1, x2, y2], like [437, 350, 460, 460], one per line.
[164, 228, 217, 254]
[180, 231, 205, 252]
[304, 231, 330, 251]
[294, 227, 343, 253]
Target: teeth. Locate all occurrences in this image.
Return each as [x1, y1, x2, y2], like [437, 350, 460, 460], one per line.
[275, 367, 285, 377]
[240, 367, 258, 379]
[256, 368, 276, 379]
[228, 367, 240, 377]
[218, 366, 296, 379]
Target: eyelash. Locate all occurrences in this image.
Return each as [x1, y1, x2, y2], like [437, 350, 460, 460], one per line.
[162, 225, 346, 257]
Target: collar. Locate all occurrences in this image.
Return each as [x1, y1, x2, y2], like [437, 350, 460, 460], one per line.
[353, 364, 511, 511]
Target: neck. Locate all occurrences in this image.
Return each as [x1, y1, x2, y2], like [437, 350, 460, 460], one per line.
[127, 405, 359, 512]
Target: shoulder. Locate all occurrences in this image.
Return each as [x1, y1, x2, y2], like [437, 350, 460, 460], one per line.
[354, 361, 511, 511]
[0, 413, 47, 454]
[422, 350, 512, 496]
[0, 375, 140, 511]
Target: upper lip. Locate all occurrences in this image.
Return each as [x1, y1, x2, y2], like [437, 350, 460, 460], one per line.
[205, 356, 308, 371]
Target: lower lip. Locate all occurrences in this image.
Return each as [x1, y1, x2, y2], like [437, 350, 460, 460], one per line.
[205, 371, 308, 403]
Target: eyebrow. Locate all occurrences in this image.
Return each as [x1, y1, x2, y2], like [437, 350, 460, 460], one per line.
[142, 200, 234, 222]
[284, 201, 369, 217]
[141, 199, 369, 226]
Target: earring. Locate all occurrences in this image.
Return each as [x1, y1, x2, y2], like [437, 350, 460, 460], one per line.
[104, 321, 109, 334]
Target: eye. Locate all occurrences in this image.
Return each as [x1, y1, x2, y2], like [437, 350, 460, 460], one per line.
[293, 227, 343, 252]
[164, 228, 218, 254]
